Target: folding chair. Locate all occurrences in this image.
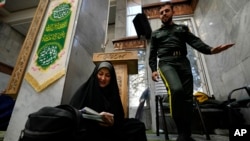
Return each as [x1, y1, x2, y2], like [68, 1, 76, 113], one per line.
[227, 85, 250, 127]
[155, 94, 169, 140]
[156, 94, 214, 140]
[193, 97, 211, 140]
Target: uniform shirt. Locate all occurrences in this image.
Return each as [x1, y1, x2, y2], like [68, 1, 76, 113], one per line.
[149, 23, 212, 72]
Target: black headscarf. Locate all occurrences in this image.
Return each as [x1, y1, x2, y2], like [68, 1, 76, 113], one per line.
[70, 61, 125, 127]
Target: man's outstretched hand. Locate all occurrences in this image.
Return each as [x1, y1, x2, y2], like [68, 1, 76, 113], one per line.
[211, 43, 235, 54]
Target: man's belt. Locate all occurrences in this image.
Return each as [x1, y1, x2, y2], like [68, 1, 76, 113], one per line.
[165, 51, 183, 56]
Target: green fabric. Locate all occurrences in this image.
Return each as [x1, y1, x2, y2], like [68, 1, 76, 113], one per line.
[36, 3, 72, 70]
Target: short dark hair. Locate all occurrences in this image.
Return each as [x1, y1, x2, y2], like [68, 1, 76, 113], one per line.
[160, 1, 174, 10]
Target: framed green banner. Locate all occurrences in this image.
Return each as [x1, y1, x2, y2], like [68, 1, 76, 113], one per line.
[25, 0, 80, 92]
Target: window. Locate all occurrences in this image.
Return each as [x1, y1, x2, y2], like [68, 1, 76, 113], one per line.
[173, 17, 212, 93]
[129, 50, 147, 107]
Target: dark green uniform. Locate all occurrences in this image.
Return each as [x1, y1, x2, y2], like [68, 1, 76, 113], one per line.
[149, 23, 212, 138]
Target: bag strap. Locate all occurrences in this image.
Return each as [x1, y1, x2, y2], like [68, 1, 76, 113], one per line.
[55, 104, 82, 131]
[18, 130, 24, 141]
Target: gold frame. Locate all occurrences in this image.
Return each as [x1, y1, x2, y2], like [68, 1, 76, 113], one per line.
[5, 0, 49, 97]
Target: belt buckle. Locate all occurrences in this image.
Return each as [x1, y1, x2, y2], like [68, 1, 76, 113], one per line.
[173, 51, 181, 56]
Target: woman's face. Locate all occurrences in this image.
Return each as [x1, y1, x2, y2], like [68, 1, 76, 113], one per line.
[97, 67, 111, 88]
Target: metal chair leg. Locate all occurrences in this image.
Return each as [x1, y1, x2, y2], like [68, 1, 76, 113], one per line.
[195, 100, 210, 140]
[155, 95, 159, 136]
[159, 96, 169, 140]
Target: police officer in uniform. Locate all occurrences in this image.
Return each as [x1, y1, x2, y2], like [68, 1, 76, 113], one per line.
[149, 2, 234, 141]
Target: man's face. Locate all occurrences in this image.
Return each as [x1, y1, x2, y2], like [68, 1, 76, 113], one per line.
[159, 5, 174, 25]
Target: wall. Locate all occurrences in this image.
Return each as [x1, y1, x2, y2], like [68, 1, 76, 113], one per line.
[194, 0, 250, 101]
[0, 23, 24, 92]
[114, 0, 126, 38]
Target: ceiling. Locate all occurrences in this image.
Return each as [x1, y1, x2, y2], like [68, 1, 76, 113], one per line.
[0, 0, 116, 36]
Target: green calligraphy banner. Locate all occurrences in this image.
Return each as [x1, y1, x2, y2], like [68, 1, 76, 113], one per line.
[25, 0, 79, 92]
[37, 2, 71, 69]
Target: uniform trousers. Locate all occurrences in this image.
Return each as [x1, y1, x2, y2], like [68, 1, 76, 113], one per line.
[158, 56, 194, 138]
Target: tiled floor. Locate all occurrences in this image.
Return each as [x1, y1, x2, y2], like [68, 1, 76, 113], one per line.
[147, 133, 229, 141]
[1, 130, 230, 141]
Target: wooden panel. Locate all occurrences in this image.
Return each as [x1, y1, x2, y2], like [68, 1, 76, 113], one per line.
[142, 0, 199, 19]
[0, 62, 13, 75]
[112, 36, 146, 50]
[5, 0, 49, 97]
[174, 3, 194, 15]
[114, 64, 128, 118]
[93, 51, 138, 74]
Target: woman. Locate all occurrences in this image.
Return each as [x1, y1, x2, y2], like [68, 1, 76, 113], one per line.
[70, 61, 147, 141]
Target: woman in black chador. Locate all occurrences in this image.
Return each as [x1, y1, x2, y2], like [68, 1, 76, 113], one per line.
[70, 61, 147, 141]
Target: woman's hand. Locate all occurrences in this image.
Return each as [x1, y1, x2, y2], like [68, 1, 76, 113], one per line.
[99, 112, 114, 127]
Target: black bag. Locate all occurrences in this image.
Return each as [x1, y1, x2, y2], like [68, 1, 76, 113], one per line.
[18, 104, 84, 141]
